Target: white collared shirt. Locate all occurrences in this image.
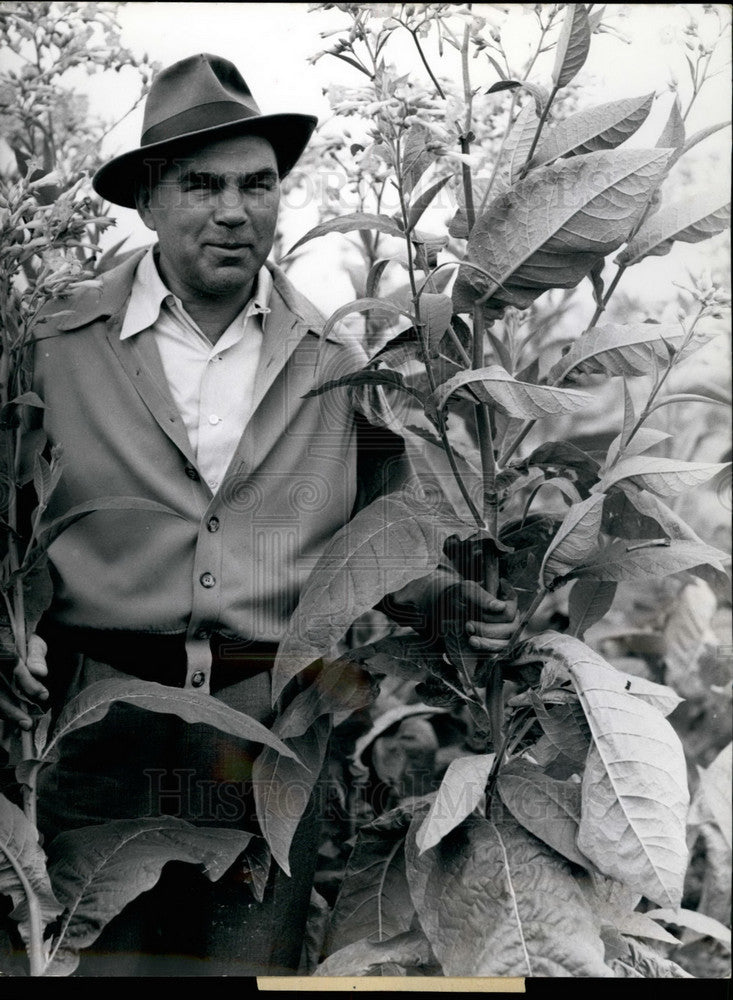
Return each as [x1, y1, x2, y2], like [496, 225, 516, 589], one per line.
[120, 246, 271, 492]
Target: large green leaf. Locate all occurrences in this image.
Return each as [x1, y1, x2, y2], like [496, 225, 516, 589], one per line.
[317, 929, 433, 976]
[616, 193, 731, 266]
[17, 496, 186, 580]
[645, 907, 731, 948]
[610, 484, 716, 546]
[496, 759, 589, 869]
[304, 368, 425, 406]
[688, 742, 732, 850]
[407, 175, 451, 231]
[572, 537, 729, 584]
[402, 123, 438, 195]
[274, 659, 374, 740]
[0, 794, 62, 947]
[430, 364, 593, 418]
[540, 493, 605, 586]
[45, 818, 252, 975]
[405, 811, 610, 976]
[548, 635, 690, 906]
[325, 801, 425, 954]
[271, 489, 478, 700]
[45, 678, 298, 761]
[656, 97, 685, 153]
[530, 631, 683, 715]
[415, 754, 495, 854]
[548, 323, 689, 383]
[252, 715, 330, 876]
[529, 691, 592, 766]
[455, 148, 670, 312]
[604, 427, 671, 468]
[506, 103, 541, 187]
[285, 213, 405, 257]
[598, 456, 729, 498]
[531, 94, 654, 168]
[318, 297, 411, 344]
[609, 937, 692, 978]
[419, 292, 453, 354]
[568, 579, 617, 638]
[552, 3, 591, 89]
[576, 873, 680, 946]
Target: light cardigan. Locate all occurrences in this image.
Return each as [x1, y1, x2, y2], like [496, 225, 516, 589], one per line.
[32, 251, 459, 690]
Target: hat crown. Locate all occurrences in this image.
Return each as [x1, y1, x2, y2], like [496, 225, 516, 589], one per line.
[92, 52, 317, 208]
[141, 54, 261, 146]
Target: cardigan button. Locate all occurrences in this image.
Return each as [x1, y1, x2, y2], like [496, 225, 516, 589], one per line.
[200, 572, 216, 588]
[207, 516, 220, 533]
[190, 671, 206, 688]
[184, 465, 200, 481]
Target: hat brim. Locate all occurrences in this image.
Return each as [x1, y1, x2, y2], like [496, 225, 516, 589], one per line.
[92, 112, 317, 209]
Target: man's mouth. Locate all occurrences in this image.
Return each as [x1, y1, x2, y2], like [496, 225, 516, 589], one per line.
[205, 242, 250, 252]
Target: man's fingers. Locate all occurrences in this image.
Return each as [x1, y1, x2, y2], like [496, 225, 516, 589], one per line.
[466, 619, 517, 643]
[465, 635, 512, 652]
[26, 634, 48, 677]
[450, 580, 518, 624]
[0, 690, 34, 730]
[13, 661, 49, 702]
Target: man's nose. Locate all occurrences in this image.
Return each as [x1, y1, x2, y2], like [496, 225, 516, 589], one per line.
[212, 184, 247, 226]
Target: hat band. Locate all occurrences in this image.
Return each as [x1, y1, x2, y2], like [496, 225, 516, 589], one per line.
[141, 101, 259, 146]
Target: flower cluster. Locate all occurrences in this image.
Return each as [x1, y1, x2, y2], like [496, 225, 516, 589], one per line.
[0, 2, 156, 181]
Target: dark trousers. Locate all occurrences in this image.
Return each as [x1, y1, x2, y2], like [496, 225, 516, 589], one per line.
[36, 633, 320, 977]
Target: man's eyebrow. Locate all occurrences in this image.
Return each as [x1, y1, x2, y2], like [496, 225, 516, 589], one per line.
[179, 167, 279, 185]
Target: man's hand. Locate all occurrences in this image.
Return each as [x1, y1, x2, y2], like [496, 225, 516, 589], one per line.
[434, 579, 519, 653]
[0, 634, 49, 730]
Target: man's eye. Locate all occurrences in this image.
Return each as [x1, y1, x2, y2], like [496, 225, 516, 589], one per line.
[247, 177, 276, 191]
[188, 177, 217, 192]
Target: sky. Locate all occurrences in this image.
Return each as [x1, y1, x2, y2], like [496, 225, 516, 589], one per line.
[66, 3, 733, 315]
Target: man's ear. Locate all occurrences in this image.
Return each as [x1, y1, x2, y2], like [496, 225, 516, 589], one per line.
[134, 181, 156, 231]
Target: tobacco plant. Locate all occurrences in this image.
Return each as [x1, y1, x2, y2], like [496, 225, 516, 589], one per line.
[272, 3, 732, 977]
[0, 2, 346, 977]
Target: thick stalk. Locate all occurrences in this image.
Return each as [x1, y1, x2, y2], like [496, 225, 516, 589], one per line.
[459, 26, 500, 575]
[1, 845, 46, 976]
[472, 305, 499, 549]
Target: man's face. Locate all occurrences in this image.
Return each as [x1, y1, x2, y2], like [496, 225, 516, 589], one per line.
[137, 133, 280, 305]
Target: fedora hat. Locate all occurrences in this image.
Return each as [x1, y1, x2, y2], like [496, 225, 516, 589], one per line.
[92, 53, 317, 209]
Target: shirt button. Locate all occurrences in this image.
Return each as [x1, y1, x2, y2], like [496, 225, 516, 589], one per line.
[208, 480, 218, 490]
[208, 414, 221, 425]
[207, 516, 220, 533]
[200, 572, 216, 588]
[184, 465, 199, 481]
[190, 671, 206, 688]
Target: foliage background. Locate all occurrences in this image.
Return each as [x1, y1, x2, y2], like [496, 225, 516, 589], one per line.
[0, 0, 730, 980]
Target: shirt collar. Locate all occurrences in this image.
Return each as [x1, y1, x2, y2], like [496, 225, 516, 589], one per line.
[120, 245, 272, 341]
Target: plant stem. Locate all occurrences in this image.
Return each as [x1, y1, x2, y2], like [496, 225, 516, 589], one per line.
[501, 587, 548, 661]
[394, 141, 483, 527]
[622, 304, 706, 451]
[408, 26, 446, 99]
[1, 845, 45, 976]
[518, 83, 559, 178]
[459, 19, 501, 591]
[587, 266, 625, 329]
[472, 305, 499, 544]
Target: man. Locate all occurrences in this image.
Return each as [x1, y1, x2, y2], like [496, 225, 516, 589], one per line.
[5, 54, 516, 976]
